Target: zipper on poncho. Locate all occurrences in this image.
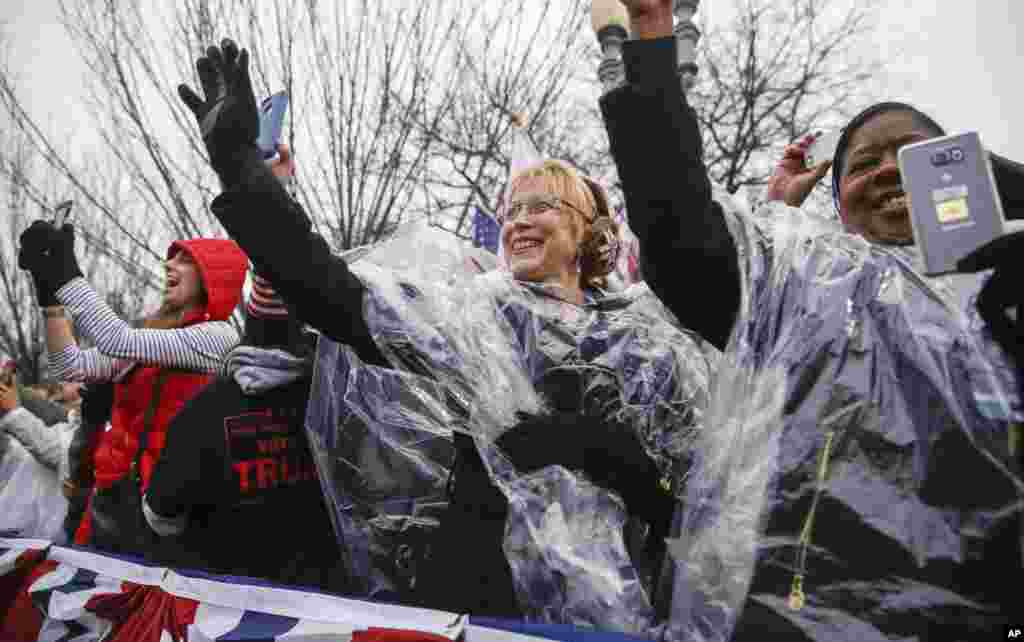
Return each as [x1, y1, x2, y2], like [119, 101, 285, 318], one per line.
[788, 429, 836, 611]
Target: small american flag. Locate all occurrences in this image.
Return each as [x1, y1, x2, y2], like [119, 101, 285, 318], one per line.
[472, 207, 501, 254]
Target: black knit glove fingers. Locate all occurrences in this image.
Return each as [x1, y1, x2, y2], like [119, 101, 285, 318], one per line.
[18, 220, 82, 306]
[178, 38, 260, 185]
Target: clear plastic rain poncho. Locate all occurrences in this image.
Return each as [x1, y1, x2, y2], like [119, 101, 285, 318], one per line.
[665, 188, 1023, 642]
[304, 220, 716, 634]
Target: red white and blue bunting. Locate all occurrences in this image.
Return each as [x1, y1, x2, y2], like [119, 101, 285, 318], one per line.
[0, 538, 649, 642]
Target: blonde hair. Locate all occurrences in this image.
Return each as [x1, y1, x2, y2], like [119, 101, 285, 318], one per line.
[508, 159, 619, 290]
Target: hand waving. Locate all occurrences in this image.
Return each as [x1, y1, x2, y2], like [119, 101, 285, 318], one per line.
[766, 134, 832, 207]
[178, 39, 259, 175]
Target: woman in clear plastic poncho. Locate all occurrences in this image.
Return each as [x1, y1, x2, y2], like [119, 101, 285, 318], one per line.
[175, 40, 714, 634]
[600, 2, 1023, 639]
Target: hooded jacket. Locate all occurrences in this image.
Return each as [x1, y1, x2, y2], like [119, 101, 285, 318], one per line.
[73, 238, 247, 545]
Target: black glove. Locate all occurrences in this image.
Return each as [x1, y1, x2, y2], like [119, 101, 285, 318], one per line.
[18, 221, 83, 307]
[415, 431, 520, 616]
[80, 382, 116, 429]
[177, 39, 260, 185]
[957, 230, 1024, 369]
[496, 411, 676, 529]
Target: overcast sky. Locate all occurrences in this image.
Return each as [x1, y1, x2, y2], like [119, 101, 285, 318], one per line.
[2, 0, 1022, 159]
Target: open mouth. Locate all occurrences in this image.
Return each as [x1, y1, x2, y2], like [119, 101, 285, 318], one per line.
[510, 238, 543, 254]
[876, 192, 908, 217]
[165, 274, 181, 292]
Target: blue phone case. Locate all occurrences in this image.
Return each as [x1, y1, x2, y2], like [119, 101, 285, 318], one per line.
[257, 92, 289, 160]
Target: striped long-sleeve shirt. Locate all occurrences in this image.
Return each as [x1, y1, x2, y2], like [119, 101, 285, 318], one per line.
[50, 278, 240, 383]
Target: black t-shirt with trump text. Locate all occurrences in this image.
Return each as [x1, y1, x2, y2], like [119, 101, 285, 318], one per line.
[146, 376, 349, 594]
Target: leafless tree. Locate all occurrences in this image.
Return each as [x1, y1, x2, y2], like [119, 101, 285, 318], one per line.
[0, 0, 598, 259]
[401, 0, 610, 236]
[0, 1, 603, 369]
[0, 128, 153, 383]
[691, 0, 881, 198]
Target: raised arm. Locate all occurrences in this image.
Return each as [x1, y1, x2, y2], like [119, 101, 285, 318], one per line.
[177, 40, 387, 368]
[54, 278, 237, 375]
[41, 303, 128, 383]
[19, 220, 240, 381]
[600, 1, 740, 350]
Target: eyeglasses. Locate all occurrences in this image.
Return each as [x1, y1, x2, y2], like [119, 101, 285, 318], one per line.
[497, 194, 589, 226]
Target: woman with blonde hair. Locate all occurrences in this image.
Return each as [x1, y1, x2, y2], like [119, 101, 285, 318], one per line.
[169, 38, 714, 633]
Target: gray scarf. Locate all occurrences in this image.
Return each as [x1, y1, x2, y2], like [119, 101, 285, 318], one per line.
[223, 346, 312, 395]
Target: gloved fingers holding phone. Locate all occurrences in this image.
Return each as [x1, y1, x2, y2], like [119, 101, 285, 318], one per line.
[18, 220, 84, 308]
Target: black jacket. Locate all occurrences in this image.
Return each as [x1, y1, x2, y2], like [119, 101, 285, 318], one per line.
[600, 38, 740, 352]
[146, 374, 350, 594]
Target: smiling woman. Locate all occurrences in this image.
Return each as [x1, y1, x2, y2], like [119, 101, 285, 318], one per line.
[830, 103, 946, 245]
[599, 29, 1024, 636]
[176, 36, 720, 631]
[500, 159, 620, 303]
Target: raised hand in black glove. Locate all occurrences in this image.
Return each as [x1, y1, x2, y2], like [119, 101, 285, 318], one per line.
[18, 220, 83, 307]
[178, 38, 259, 185]
[957, 230, 1024, 370]
[495, 411, 676, 531]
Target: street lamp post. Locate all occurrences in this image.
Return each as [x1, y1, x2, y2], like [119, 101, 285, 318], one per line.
[591, 1, 702, 95]
[591, 0, 630, 93]
[673, 0, 701, 92]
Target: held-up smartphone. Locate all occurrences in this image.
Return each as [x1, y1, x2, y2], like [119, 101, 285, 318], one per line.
[899, 132, 1006, 275]
[805, 130, 842, 168]
[52, 200, 74, 227]
[256, 92, 289, 160]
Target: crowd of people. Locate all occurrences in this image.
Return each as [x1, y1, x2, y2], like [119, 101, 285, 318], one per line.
[1, 0, 1022, 639]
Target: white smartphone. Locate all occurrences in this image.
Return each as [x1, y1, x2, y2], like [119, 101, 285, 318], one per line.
[256, 92, 289, 160]
[899, 132, 1006, 275]
[53, 200, 74, 227]
[805, 130, 842, 168]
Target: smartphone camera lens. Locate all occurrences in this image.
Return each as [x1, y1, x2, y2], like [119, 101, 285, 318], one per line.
[931, 151, 950, 166]
[949, 148, 964, 162]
